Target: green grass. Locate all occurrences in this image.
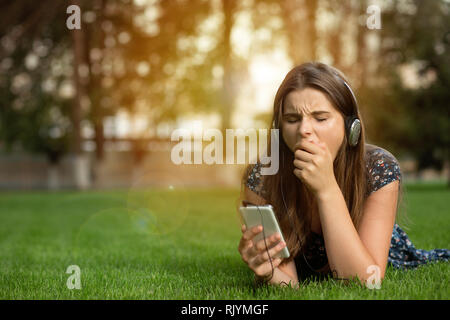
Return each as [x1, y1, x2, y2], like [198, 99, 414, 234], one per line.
[0, 183, 449, 299]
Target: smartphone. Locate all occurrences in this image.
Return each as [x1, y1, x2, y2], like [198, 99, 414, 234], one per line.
[239, 204, 290, 259]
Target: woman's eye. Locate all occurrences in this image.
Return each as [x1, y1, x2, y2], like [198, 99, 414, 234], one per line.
[285, 118, 326, 123]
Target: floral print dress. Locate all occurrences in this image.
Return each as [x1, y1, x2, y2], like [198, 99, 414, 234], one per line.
[244, 144, 449, 281]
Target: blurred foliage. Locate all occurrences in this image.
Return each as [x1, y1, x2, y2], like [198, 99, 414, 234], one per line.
[0, 0, 72, 162]
[0, 0, 448, 176]
[366, 0, 450, 171]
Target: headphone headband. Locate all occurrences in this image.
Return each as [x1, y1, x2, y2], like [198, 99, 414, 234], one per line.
[342, 80, 358, 108]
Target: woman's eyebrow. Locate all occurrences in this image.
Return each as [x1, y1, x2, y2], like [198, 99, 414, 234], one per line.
[283, 111, 331, 116]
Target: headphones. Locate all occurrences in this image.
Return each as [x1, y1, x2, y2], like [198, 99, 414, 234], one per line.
[342, 80, 361, 147]
[272, 78, 361, 147]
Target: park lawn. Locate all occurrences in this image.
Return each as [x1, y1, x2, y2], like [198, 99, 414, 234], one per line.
[0, 183, 448, 299]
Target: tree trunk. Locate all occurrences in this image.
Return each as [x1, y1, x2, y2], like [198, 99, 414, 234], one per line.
[221, 0, 237, 168]
[89, 0, 106, 162]
[221, 0, 237, 133]
[305, 0, 318, 61]
[280, 0, 318, 65]
[48, 163, 60, 190]
[71, 0, 91, 189]
[356, 0, 368, 88]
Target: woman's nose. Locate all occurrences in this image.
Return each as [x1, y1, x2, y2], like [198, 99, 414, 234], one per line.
[298, 118, 313, 137]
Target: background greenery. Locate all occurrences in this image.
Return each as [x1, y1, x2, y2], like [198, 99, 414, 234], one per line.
[0, 183, 448, 299]
[1, 0, 449, 181]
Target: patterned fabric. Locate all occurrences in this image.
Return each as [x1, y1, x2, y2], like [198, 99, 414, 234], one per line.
[388, 223, 450, 269]
[244, 144, 450, 280]
[245, 162, 267, 199]
[365, 145, 402, 197]
[293, 232, 331, 282]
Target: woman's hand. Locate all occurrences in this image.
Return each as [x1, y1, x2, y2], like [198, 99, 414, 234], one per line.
[293, 139, 338, 196]
[237, 224, 286, 279]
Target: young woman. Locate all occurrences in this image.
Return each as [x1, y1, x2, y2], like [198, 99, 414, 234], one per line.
[237, 62, 449, 288]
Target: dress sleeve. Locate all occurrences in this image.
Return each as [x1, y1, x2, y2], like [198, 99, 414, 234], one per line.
[243, 162, 268, 199]
[366, 147, 402, 195]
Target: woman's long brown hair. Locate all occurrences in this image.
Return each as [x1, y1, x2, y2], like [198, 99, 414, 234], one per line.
[262, 62, 369, 269]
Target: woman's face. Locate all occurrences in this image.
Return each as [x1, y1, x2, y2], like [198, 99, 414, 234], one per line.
[281, 88, 345, 161]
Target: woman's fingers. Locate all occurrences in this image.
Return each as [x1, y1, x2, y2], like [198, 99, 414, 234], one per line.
[293, 159, 305, 170]
[240, 227, 281, 256]
[238, 225, 287, 277]
[238, 225, 262, 255]
[249, 240, 286, 268]
[294, 148, 314, 161]
[254, 232, 281, 252]
[239, 224, 286, 261]
[243, 225, 262, 240]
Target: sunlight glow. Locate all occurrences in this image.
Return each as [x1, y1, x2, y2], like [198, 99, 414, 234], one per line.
[233, 49, 292, 129]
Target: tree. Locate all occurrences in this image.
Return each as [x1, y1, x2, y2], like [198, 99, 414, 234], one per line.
[0, 0, 74, 188]
[370, 0, 450, 184]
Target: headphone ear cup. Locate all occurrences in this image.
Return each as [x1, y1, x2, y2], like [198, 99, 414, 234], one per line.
[346, 116, 361, 147]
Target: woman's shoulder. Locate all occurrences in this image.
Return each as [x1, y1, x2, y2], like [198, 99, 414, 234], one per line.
[364, 143, 402, 195]
[242, 161, 268, 199]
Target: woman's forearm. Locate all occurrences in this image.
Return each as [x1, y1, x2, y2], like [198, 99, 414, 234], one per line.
[255, 268, 300, 289]
[316, 184, 376, 283]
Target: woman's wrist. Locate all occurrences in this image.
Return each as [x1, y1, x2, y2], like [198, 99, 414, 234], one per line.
[254, 271, 273, 285]
[254, 268, 300, 289]
[316, 181, 340, 203]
